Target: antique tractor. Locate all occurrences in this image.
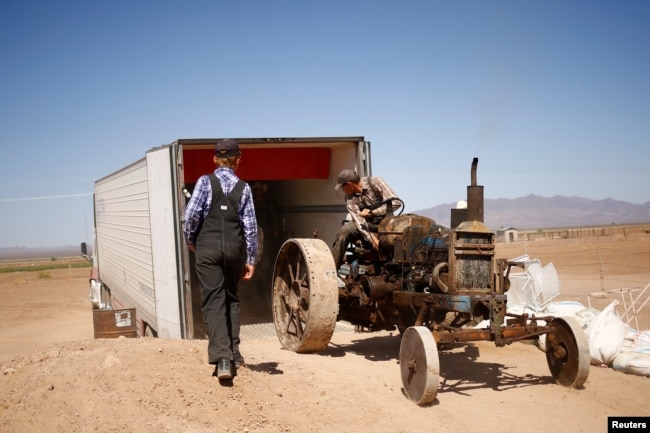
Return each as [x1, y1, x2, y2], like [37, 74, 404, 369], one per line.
[271, 158, 590, 405]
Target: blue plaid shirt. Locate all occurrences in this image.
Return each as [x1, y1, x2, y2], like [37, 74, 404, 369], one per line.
[183, 168, 258, 265]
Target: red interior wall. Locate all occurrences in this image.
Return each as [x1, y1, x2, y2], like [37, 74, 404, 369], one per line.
[183, 147, 331, 184]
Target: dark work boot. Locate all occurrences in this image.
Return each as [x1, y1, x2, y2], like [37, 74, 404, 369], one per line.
[215, 359, 232, 380]
[234, 352, 245, 369]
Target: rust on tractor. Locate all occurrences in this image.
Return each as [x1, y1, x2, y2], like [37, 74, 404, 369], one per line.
[273, 157, 590, 405]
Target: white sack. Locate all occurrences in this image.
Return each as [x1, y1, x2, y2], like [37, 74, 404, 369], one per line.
[612, 351, 650, 377]
[621, 329, 650, 353]
[542, 301, 587, 318]
[585, 300, 627, 366]
[574, 307, 600, 331]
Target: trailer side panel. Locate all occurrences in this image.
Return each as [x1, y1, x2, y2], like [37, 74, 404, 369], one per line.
[94, 158, 157, 333]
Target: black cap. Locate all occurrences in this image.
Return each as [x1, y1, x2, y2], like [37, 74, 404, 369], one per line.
[215, 139, 241, 158]
[334, 169, 360, 190]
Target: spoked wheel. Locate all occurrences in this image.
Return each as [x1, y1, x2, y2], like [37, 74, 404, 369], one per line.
[545, 316, 590, 388]
[272, 238, 339, 353]
[399, 326, 440, 405]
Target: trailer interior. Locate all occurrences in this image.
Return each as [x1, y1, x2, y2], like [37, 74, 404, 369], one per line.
[178, 137, 370, 336]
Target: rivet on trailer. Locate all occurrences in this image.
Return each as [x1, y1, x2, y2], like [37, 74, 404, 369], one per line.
[272, 158, 590, 405]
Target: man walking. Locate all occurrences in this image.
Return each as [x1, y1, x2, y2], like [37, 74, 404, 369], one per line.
[183, 138, 258, 381]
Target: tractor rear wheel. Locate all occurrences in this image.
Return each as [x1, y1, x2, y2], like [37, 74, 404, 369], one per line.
[272, 238, 339, 353]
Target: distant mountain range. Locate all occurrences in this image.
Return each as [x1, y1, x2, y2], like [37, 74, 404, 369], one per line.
[0, 245, 87, 262]
[413, 194, 650, 230]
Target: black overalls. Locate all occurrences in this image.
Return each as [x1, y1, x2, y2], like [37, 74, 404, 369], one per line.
[195, 175, 246, 364]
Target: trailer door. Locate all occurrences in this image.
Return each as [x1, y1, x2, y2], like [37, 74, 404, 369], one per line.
[147, 146, 184, 338]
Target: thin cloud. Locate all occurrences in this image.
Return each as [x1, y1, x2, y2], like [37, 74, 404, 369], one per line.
[0, 193, 92, 202]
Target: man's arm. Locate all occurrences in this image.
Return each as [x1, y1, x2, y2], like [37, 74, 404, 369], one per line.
[183, 176, 210, 249]
[347, 200, 377, 247]
[240, 184, 259, 267]
[368, 176, 400, 217]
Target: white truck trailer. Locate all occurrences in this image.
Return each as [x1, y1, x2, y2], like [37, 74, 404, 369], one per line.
[86, 137, 371, 339]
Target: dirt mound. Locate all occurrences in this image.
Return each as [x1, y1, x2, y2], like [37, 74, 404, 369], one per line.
[2, 329, 650, 433]
[1, 232, 650, 433]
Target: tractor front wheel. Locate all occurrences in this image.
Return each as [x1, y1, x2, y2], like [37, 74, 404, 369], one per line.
[399, 326, 440, 405]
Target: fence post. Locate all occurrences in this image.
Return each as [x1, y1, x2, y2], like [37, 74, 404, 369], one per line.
[597, 245, 604, 292]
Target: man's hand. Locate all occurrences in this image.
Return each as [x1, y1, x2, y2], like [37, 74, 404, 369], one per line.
[370, 234, 380, 250]
[242, 264, 255, 281]
[360, 209, 372, 219]
[187, 244, 196, 253]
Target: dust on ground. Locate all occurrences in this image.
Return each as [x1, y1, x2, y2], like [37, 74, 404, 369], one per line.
[1, 231, 649, 433]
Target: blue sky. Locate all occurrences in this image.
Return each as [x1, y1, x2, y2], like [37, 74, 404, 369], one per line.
[1, 1, 648, 248]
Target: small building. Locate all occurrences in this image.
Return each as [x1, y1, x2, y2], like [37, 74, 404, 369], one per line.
[496, 227, 519, 243]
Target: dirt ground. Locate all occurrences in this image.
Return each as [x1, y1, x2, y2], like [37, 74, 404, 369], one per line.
[1, 229, 649, 433]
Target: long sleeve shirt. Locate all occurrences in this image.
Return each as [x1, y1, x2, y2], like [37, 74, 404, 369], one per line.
[345, 176, 401, 245]
[183, 168, 259, 265]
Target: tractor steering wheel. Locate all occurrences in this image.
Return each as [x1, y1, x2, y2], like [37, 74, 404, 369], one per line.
[372, 197, 405, 216]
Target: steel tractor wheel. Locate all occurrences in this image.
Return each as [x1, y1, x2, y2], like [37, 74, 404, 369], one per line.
[399, 326, 440, 405]
[272, 238, 339, 353]
[545, 316, 590, 388]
